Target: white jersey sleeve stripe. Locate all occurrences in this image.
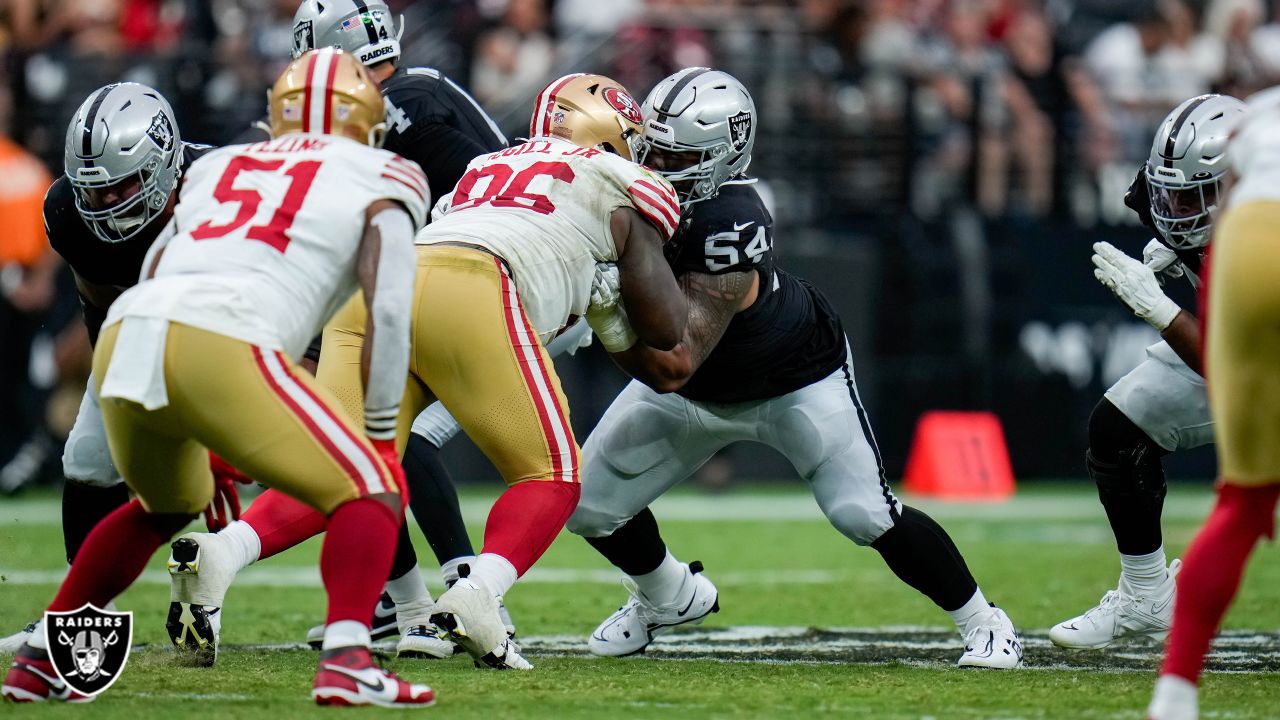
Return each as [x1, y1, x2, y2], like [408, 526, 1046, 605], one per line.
[629, 187, 679, 239]
[634, 179, 680, 216]
[382, 164, 428, 197]
[254, 346, 387, 494]
[381, 172, 427, 205]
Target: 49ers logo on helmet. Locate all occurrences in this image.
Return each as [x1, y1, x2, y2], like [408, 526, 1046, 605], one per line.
[603, 87, 643, 124]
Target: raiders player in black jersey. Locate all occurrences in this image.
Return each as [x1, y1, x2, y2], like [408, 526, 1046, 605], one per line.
[160, 0, 518, 664]
[566, 68, 1024, 668]
[0, 83, 212, 653]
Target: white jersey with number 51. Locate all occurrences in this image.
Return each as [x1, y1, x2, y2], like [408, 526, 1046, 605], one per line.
[106, 134, 429, 359]
[419, 135, 680, 344]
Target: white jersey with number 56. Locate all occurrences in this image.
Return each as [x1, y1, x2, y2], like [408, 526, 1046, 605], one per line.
[419, 135, 680, 344]
[106, 133, 429, 359]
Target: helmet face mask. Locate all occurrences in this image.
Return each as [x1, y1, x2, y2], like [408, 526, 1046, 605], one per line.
[639, 68, 756, 205]
[1144, 93, 1246, 250]
[64, 82, 182, 244]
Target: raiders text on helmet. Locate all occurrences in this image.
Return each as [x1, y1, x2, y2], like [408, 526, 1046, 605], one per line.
[529, 73, 646, 161]
[1145, 93, 1246, 249]
[292, 0, 402, 66]
[64, 83, 182, 243]
[270, 48, 388, 147]
[640, 68, 756, 205]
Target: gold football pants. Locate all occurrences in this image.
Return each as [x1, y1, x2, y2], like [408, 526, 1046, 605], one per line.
[318, 244, 579, 485]
[1207, 199, 1280, 485]
[94, 321, 399, 515]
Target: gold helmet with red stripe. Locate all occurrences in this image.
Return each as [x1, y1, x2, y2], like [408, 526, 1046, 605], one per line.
[269, 48, 386, 146]
[529, 73, 646, 161]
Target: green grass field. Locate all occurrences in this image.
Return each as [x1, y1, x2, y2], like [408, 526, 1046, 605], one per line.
[2, 483, 1278, 718]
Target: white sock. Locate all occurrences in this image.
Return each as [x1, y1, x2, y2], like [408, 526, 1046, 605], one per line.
[630, 551, 689, 607]
[27, 619, 46, 650]
[947, 587, 991, 636]
[386, 567, 434, 627]
[467, 553, 517, 598]
[1120, 546, 1169, 596]
[1149, 675, 1198, 718]
[322, 619, 371, 651]
[218, 520, 263, 570]
[442, 556, 476, 587]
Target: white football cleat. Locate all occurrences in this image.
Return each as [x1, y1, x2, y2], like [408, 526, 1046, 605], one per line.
[1147, 675, 1199, 720]
[957, 606, 1024, 669]
[498, 597, 517, 638]
[394, 598, 454, 659]
[0, 620, 37, 654]
[588, 560, 720, 658]
[430, 578, 531, 670]
[167, 532, 241, 666]
[1050, 560, 1180, 650]
[306, 592, 399, 649]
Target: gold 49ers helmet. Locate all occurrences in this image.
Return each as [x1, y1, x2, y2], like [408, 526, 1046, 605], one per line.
[529, 73, 646, 161]
[269, 48, 386, 146]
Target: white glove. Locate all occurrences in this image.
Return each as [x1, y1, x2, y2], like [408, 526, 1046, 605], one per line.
[586, 263, 636, 352]
[1092, 241, 1182, 331]
[589, 262, 622, 313]
[1141, 238, 1184, 284]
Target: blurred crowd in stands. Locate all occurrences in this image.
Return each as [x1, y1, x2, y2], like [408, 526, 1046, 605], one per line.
[2, 0, 1277, 487]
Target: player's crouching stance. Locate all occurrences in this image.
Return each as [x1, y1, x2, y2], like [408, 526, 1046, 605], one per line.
[568, 68, 1022, 669]
[3, 48, 434, 707]
[1147, 90, 1280, 720]
[1050, 94, 1244, 651]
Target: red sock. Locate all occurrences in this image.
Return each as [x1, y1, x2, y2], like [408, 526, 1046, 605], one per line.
[322, 498, 400, 625]
[242, 489, 327, 561]
[1161, 483, 1280, 683]
[481, 481, 580, 576]
[50, 499, 191, 612]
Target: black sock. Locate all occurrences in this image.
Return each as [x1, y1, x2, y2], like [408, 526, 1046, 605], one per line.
[62, 481, 131, 564]
[1087, 399, 1168, 556]
[871, 505, 978, 612]
[584, 507, 667, 576]
[388, 519, 419, 581]
[401, 434, 474, 565]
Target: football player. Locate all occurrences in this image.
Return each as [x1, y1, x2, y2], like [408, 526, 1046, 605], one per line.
[164, 0, 529, 663]
[3, 48, 435, 706]
[1049, 94, 1244, 650]
[566, 68, 1023, 669]
[1147, 89, 1280, 720]
[0, 82, 217, 654]
[315, 72, 686, 669]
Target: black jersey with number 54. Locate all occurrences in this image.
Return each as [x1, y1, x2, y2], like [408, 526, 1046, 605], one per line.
[665, 178, 847, 403]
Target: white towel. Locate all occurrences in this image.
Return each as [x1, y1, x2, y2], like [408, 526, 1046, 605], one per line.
[100, 317, 171, 410]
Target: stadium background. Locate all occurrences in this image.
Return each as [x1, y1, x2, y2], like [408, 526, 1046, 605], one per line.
[3, 0, 1273, 494]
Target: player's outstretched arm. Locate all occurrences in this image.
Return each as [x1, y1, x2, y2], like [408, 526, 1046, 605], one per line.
[608, 206, 687, 351]
[357, 199, 416, 444]
[612, 269, 757, 393]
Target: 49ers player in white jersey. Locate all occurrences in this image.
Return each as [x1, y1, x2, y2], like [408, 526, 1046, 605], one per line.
[2, 49, 435, 707]
[314, 72, 687, 668]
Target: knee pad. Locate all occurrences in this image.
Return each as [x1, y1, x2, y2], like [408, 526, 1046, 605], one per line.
[822, 498, 895, 546]
[565, 501, 626, 539]
[62, 437, 122, 487]
[1087, 401, 1167, 499]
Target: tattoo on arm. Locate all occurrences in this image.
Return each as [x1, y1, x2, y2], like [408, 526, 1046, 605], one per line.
[680, 270, 754, 370]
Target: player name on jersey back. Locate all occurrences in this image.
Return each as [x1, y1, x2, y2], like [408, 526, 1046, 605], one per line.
[105, 134, 428, 360]
[419, 136, 679, 343]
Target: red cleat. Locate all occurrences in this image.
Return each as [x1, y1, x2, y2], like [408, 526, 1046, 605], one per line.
[2, 644, 94, 703]
[312, 646, 435, 708]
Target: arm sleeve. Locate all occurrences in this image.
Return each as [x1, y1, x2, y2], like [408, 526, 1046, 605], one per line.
[608, 161, 681, 240]
[376, 155, 431, 229]
[362, 207, 417, 440]
[389, 122, 491, 203]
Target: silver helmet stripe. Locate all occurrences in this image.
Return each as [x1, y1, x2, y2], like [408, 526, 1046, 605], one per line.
[80, 84, 119, 164]
[1162, 94, 1211, 166]
[656, 67, 711, 123]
